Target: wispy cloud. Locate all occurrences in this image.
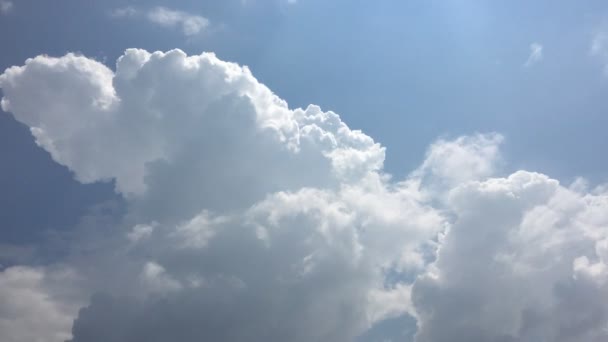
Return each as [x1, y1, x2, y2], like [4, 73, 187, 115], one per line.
[0, 0, 13, 14]
[524, 42, 543, 67]
[591, 31, 608, 75]
[110, 6, 136, 18]
[111, 6, 209, 37]
[147, 7, 209, 36]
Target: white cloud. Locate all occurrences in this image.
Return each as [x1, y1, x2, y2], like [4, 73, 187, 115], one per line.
[0, 266, 83, 342]
[2, 49, 608, 342]
[524, 42, 544, 67]
[0, 49, 425, 341]
[367, 284, 415, 324]
[0, 49, 384, 216]
[147, 7, 209, 36]
[63, 186, 440, 341]
[126, 223, 155, 243]
[411, 133, 503, 194]
[110, 6, 209, 36]
[0, 0, 12, 14]
[412, 172, 608, 341]
[139, 262, 183, 294]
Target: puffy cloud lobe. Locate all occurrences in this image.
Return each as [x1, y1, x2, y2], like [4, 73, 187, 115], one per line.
[0, 49, 425, 342]
[64, 184, 442, 342]
[574, 238, 608, 285]
[0, 49, 384, 220]
[411, 133, 503, 195]
[412, 172, 608, 342]
[0, 266, 83, 342]
[0, 54, 123, 188]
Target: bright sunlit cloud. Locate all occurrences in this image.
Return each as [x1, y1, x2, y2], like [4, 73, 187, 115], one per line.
[2, 2, 608, 342]
[1, 49, 608, 342]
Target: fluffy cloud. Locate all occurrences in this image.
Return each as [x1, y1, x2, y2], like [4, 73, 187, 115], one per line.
[412, 172, 608, 342]
[0, 266, 83, 342]
[1, 49, 608, 342]
[111, 7, 209, 36]
[411, 133, 503, 194]
[0, 50, 382, 207]
[65, 187, 439, 341]
[0, 49, 431, 341]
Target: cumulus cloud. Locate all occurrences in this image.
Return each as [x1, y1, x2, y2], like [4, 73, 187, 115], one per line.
[65, 188, 439, 341]
[0, 49, 431, 341]
[111, 6, 209, 36]
[0, 49, 384, 219]
[1, 49, 608, 342]
[412, 172, 608, 342]
[411, 133, 503, 194]
[0, 0, 12, 14]
[524, 42, 543, 67]
[0, 266, 83, 342]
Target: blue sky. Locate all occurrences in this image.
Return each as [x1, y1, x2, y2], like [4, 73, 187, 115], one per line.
[1, 1, 608, 342]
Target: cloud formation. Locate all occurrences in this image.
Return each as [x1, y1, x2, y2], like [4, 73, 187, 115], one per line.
[0, 49, 429, 341]
[1, 49, 608, 342]
[111, 7, 209, 36]
[412, 172, 608, 341]
[0, 266, 83, 342]
[524, 42, 543, 67]
[0, 0, 12, 14]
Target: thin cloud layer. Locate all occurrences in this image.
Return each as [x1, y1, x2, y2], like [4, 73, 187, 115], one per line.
[524, 42, 543, 67]
[592, 30, 608, 74]
[111, 7, 209, 36]
[1, 50, 608, 342]
[0, 0, 12, 14]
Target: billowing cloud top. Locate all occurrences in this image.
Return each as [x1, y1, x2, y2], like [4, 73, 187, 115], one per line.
[0, 49, 383, 212]
[1, 49, 608, 342]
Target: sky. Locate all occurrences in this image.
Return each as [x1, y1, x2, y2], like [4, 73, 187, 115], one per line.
[1, 1, 608, 341]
